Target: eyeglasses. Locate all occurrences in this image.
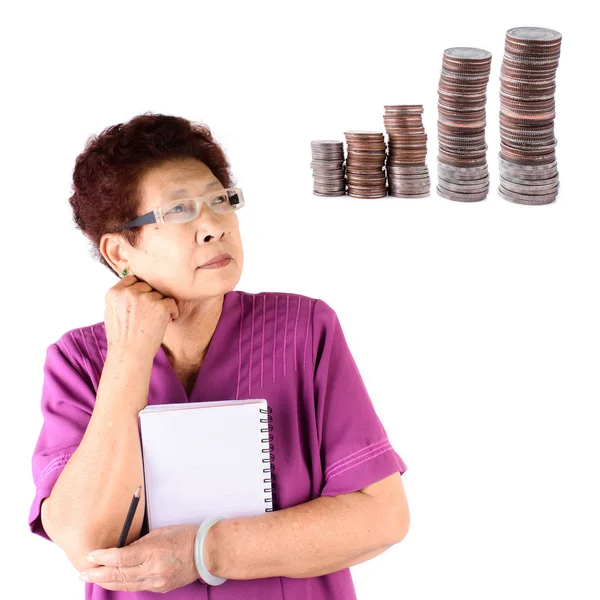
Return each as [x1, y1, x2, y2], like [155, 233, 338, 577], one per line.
[116, 187, 245, 230]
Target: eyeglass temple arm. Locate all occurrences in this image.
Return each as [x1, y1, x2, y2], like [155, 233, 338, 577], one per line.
[119, 211, 157, 230]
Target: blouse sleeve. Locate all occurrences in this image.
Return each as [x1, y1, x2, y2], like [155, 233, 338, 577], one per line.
[28, 338, 95, 542]
[313, 299, 407, 497]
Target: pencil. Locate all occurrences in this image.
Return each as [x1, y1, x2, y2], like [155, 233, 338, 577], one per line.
[117, 485, 142, 548]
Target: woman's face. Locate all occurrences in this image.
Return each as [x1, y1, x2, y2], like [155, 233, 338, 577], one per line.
[111, 158, 243, 301]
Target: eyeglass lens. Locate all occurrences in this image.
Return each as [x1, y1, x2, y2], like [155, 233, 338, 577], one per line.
[163, 190, 240, 224]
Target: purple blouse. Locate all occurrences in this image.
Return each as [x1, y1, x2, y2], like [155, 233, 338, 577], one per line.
[29, 289, 408, 599]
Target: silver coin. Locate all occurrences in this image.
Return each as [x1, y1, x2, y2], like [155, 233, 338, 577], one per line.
[443, 47, 492, 62]
[313, 174, 345, 181]
[312, 173, 345, 181]
[437, 160, 488, 171]
[500, 168, 559, 183]
[311, 154, 344, 161]
[498, 165, 558, 180]
[437, 165, 489, 180]
[388, 178, 431, 185]
[387, 168, 430, 175]
[391, 189, 431, 195]
[391, 185, 431, 193]
[311, 142, 344, 150]
[498, 186, 556, 205]
[389, 177, 431, 185]
[388, 173, 431, 180]
[389, 191, 431, 198]
[506, 27, 562, 43]
[347, 193, 387, 199]
[390, 179, 431, 186]
[437, 158, 488, 173]
[498, 155, 557, 171]
[312, 178, 345, 186]
[389, 172, 430, 178]
[311, 155, 343, 161]
[313, 190, 346, 197]
[386, 165, 430, 173]
[388, 173, 430, 179]
[437, 185, 488, 202]
[314, 184, 346, 190]
[438, 177, 490, 193]
[437, 172, 489, 183]
[311, 157, 344, 163]
[312, 169, 345, 176]
[311, 146, 344, 152]
[311, 163, 344, 171]
[500, 177, 559, 195]
[390, 172, 431, 178]
[499, 167, 558, 181]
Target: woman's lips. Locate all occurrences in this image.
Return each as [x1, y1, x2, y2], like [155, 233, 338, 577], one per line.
[198, 257, 232, 269]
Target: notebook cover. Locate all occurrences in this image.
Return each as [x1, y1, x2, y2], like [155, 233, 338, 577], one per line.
[138, 398, 273, 530]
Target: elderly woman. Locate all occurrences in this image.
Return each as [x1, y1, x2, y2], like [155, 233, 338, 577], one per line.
[28, 112, 410, 599]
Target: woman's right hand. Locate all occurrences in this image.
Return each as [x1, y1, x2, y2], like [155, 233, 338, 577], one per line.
[104, 274, 179, 361]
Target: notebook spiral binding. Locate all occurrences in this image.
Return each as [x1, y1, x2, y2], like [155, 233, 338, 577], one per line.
[260, 405, 275, 511]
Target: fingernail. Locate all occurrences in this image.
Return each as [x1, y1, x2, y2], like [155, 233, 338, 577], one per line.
[86, 554, 95, 562]
[79, 573, 89, 581]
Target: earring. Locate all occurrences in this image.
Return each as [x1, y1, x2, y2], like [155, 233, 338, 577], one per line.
[122, 268, 128, 277]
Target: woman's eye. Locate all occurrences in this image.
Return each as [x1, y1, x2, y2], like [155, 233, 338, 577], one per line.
[167, 204, 185, 214]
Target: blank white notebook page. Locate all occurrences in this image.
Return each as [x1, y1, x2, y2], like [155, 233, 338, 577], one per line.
[139, 399, 271, 530]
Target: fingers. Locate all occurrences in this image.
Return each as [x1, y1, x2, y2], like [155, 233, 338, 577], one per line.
[80, 564, 172, 594]
[80, 564, 150, 592]
[86, 542, 143, 568]
[164, 297, 179, 319]
[114, 274, 140, 289]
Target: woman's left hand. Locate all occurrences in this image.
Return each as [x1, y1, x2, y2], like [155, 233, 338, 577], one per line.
[79, 524, 204, 593]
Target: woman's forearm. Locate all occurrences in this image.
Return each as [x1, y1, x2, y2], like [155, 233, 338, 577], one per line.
[207, 490, 407, 580]
[42, 350, 152, 572]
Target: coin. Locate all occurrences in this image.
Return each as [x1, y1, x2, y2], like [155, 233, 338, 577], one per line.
[437, 47, 492, 201]
[499, 176, 559, 195]
[498, 186, 558, 205]
[310, 140, 346, 196]
[498, 27, 562, 203]
[436, 185, 489, 202]
[389, 191, 431, 198]
[438, 177, 490, 194]
[382, 104, 430, 197]
[343, 131, 387, 197]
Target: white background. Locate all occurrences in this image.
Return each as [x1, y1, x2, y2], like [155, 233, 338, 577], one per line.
[2, 1, 598, 598]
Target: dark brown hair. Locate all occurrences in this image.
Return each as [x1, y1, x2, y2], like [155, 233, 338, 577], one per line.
[68, 112, 236, 277]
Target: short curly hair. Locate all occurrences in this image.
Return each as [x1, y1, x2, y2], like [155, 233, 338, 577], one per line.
[68, 111, 236, 277]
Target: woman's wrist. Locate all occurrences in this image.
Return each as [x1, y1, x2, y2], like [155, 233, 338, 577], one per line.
[194, 517, 227, 586]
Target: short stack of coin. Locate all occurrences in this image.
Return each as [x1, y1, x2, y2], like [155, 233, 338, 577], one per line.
[498, 27, 562, 205]
[310, 140, 346, 196]
[437, 47, 492, 202]
[383, 105, 430, 198]
[343, 131, 387, 198]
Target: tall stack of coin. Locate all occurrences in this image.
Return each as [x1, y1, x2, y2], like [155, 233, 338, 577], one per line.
[383, 105, 431, 198]
[498, 27, 562, 205]
[343, 131, 387, 198]
[437, 47, 492, 202]
[310, 140, 346, 196]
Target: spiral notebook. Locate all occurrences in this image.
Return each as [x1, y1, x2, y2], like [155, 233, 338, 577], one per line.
[138, 399, 274, 531]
